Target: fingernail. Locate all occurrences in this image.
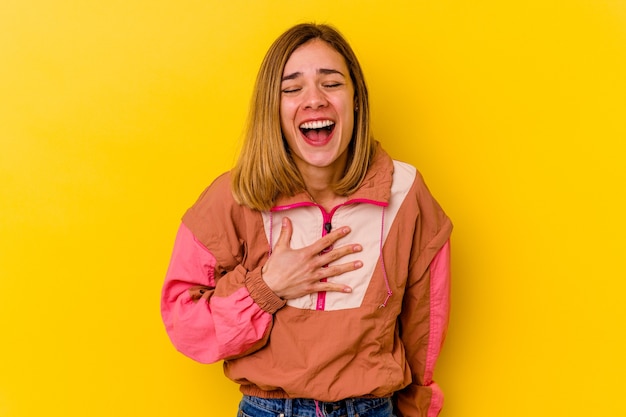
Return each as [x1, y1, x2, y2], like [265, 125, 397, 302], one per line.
[282, 218, 288, 227]
[354, 261, 363, 268]
[343, 287, 352, 293]
[342, 227, 350, 234]
[353, 244, 362, 252]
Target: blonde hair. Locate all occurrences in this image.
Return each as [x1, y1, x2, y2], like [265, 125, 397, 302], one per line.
[231, 23, 375, 211]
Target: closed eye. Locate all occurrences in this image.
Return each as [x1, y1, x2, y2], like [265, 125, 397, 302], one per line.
[282, 87, 301, 94]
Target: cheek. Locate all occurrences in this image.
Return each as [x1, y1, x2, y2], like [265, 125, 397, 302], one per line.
[335, 95, 355, 123]
[279, 102, 296, 129]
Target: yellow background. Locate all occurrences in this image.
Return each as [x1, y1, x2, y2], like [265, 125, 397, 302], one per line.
[1, 0, 625, 416]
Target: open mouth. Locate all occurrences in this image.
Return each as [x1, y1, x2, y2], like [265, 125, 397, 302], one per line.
[299, 120, 335, 142]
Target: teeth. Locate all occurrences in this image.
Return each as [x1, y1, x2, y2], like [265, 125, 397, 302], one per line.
[299, 120, 335, 130]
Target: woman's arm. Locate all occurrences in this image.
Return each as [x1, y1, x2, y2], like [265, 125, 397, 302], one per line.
[160, 223, 283, 364]
[395, 240, 451, 417]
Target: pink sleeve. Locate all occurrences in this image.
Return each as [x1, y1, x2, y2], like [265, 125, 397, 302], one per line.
[395, 239, 451, 417]
[424, 239, 451, 417]
[424, 239, 451, 384]
[160, 223, 274, 364]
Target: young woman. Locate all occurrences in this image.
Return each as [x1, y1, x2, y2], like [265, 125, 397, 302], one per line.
[161, 23, 453, 417]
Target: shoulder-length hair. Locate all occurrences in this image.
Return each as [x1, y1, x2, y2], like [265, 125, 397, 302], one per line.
[231, 23, 375, 211]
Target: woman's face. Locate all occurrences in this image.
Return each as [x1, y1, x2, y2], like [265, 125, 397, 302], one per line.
[279, 39, 355, 182]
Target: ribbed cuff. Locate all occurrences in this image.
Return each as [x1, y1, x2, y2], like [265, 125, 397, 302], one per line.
[244, 266, 286, 314]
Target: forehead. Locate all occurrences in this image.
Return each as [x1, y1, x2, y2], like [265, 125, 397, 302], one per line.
[283, 39, 348, 75]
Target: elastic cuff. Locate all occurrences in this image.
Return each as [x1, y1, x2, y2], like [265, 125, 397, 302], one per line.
[244, 266, 286, 314]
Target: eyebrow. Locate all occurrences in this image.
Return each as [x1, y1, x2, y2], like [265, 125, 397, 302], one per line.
[281, 68, 346, 82]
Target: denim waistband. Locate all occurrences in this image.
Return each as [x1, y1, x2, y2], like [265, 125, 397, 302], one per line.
[239, 395, 394, 417]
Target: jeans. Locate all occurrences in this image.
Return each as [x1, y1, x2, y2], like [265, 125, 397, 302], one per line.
[237, 395, 397, 417]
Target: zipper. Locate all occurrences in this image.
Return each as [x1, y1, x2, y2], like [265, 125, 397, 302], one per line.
[316, 207, 335, 310]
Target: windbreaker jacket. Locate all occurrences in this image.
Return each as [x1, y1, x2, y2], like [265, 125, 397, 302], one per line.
[161, 144, 453, 417]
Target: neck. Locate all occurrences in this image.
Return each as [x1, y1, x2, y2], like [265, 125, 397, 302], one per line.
[294, 152, 349, 211]
[304, 170, 346, 211]
[300, 170, 346, 212]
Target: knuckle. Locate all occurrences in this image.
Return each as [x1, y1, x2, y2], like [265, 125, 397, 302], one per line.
[330, 249, 345, 262]
[325, 266, 341, 277]
[311, 269, 326, 280]
[305, 259, 319, 271]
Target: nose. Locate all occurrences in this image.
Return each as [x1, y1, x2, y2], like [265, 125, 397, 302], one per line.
[303, 86, 328, 110]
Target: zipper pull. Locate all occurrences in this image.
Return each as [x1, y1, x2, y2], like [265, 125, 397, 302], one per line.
[324, 222, 332, 233]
